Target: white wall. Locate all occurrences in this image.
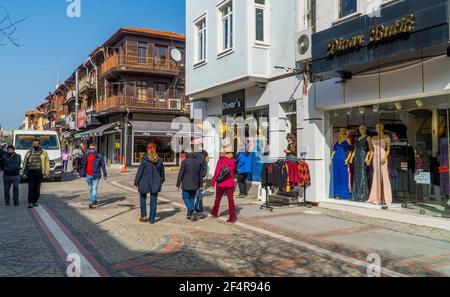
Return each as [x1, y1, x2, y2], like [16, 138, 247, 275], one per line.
[186, 0, 302, 97]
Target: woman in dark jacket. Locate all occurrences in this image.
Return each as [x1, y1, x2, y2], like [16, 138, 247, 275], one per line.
[134, 144, 165, 224]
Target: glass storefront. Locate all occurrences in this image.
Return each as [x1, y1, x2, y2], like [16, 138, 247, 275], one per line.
[133, 133, 176, 165]
[101, 132, 121, 165]
[326, 94, 450, 217]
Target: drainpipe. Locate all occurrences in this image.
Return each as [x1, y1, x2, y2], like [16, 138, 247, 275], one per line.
[88, 57, 99, 107]
[75, 70, 79, 131]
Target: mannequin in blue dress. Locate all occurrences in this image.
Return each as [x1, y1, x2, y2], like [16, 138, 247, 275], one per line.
[331, 128, 353, 200]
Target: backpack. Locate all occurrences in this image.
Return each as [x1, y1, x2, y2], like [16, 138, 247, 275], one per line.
[216, 159, 231, 183]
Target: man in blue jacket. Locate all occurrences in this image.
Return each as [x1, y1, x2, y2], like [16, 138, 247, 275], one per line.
[80, 144, 107, 209]
[2, 145, 22, 206]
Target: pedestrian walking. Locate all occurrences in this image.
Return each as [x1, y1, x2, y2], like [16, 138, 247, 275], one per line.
[192, 139, 209, 214]
[134, 144, 165, 224]
[80, 144, 108, 209]
[71, 145, 84, 174]
[211, 147, 237, 223]
[176, 152, 205, 222]
[2, 145, 22, 207]
[237, 149, 252, 198]
[61, 149, 70, 173]
[23, 138, 50, 209]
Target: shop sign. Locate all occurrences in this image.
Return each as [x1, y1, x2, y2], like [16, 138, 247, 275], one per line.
[327, 15, 415, 56]
[222, 90, 245, 116]
[415, 171, 431, 185]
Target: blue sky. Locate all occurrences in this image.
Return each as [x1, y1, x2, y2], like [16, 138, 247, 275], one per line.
[0, 0, 186, 130]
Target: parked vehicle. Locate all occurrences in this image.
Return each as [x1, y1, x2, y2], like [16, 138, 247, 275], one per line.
[12, 130, 63, 182]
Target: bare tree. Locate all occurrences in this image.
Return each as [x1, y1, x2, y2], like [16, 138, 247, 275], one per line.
[0, 1, 27, 47]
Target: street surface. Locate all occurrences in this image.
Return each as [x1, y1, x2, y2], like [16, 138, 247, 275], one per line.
[1, 169, 450, 277]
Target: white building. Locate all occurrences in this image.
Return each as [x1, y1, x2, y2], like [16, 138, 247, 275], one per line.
[307, 0, 450, 217]
[186, 0, 311, 184]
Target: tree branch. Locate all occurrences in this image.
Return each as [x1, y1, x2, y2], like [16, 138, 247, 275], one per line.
[0, 1, 28, 47]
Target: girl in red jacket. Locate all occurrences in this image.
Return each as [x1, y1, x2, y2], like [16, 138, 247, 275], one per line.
[211, 149, 237, 223]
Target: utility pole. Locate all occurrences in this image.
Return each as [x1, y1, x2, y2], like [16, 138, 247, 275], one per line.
[75, 69, 79, 131]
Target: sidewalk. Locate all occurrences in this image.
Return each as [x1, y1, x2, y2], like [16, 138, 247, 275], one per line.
[109, 169, 450, 276]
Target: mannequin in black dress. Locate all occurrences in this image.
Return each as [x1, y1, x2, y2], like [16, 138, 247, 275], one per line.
[350, 125, 372, 202]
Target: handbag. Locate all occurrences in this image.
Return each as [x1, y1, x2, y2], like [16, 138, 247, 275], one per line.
[216, 159, 231, 183]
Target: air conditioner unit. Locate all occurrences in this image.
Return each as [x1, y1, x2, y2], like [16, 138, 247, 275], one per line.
[169, 99, 181, 110]
[296, 28, 313, 62]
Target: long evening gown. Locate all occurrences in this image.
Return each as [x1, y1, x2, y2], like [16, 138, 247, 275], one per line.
[352, 137, 370, 202]
[367, 137, 393, 206]
[332, 141, 352, 200]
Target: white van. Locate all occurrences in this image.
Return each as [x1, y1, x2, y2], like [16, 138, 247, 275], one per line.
[13, 130, 63, 182]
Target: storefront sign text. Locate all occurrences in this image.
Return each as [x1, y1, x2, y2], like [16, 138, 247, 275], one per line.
[327, 14, 415, 56]
[222, 90, 245, 116]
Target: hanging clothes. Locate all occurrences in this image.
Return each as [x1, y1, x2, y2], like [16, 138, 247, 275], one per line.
[261, 163, 273, 187]
[389, 144, 415, 193]
[272, 160, 289, 192]
[286, 160, 301, 187]
[298, 161, 311, 188]
[332, 141, 352, 200]
[439, 137, 450, 195]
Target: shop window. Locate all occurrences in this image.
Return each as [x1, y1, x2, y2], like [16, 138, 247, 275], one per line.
[327, 95, 450, 217]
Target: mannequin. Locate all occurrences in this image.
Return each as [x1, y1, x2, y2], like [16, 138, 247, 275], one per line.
[350, 124, 372, 202]
[331, 128, 352, 200]
[367, 123, 393, 206]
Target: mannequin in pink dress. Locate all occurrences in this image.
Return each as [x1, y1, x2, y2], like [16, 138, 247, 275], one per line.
[367, 123, 393, 207]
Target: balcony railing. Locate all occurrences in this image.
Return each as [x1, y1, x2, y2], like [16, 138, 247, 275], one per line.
[100, 53, 179, 77]
[95, 95, 189, 114]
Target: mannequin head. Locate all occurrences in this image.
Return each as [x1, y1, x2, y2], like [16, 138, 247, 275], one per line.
[375, 123, 385, 135]
[358, 124, 368, 136]
[337, 128, 347, 139]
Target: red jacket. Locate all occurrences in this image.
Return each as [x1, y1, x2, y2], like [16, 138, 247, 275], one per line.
[212, 156, 236, 188]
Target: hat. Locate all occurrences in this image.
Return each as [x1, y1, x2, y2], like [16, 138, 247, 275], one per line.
[7, 145, 15, 150]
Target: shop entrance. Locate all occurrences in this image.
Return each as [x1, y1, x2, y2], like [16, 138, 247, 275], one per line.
[327, 94, 450, 217]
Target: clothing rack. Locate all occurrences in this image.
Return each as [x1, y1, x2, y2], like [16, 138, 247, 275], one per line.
[260, 157, 312, 210]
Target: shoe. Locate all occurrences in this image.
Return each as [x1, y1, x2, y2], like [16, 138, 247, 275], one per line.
[93, 201, 98, 206]
[28, 204, 34, 209]
[5, 202, 10, 206]
[89, 204, 94, 209]
[188, 214, 198, 222]
[149, 221, 155, 225]
[33, 203, 39, 208]
[237, 195, 245, 199]
[14, 203, 20, 207]
[139, 217, 149, 223]
[209, 213, 218, 219]
[227, 219, 237, 224]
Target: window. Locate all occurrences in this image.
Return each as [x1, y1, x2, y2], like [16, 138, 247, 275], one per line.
[137, 42, 148, 64]
[155, 83, 168, 102]
[136, 81, 148, 102]
[175, 86, 184, 99]
[156, 46, 167, 66]
[219, 1, 233, 52]
[195, 18, 207, 63]
[340, 0, 357, 18]
[255, 0, 267, 43]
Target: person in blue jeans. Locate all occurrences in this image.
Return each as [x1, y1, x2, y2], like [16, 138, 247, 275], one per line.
[176, 152, 204, 222]
[237, 149, 253, 198]
[134, 144, 165, 224]
[80, 144, 107, 209]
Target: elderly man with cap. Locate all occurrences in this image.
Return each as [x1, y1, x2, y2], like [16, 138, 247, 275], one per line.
[2, 145, 22, 206]
[23, 138, 50, 208]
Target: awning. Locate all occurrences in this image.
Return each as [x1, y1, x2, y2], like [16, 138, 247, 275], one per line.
[74, 122, 119, 139]
[130, 120, 200, 137]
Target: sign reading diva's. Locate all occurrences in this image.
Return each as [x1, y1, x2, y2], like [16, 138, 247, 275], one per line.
[222, 90, 245, 116]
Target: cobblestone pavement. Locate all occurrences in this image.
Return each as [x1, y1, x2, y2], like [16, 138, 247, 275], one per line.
[2, 169, 450, 277]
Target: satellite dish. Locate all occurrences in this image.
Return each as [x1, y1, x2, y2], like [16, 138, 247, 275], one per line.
[170, 48, 183, 63]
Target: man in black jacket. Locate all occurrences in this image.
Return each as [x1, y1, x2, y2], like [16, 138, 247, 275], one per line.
[2, 145, 22, 206]
[176, 152, 204, 222]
